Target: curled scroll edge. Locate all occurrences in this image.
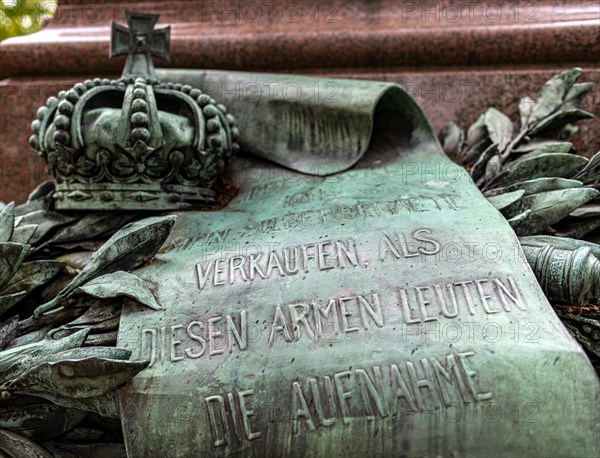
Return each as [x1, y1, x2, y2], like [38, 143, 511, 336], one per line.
[157, 69, 443, 176]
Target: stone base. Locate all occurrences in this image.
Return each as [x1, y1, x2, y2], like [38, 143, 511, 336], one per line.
[1, 0, 599, 203]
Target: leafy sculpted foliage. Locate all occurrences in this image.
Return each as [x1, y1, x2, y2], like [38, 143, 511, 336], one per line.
[442, 68, 600, 368]
[2, 357, 149, 399]
[75, 272, 163, 311]
[443, 68, 599, 238]
[32, 214, 175, 317]
[0, 186, 175, 455]
[446, 69, 596, 202]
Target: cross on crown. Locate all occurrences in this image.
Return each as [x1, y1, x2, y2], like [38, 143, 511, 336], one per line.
[110, 12, 171, 79]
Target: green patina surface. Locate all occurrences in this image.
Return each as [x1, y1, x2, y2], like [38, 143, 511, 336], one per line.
[2, 11, 598, 456]
[116, 78, 599, 457]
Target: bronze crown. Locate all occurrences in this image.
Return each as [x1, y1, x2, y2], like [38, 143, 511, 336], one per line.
[29, 12, 239, 210]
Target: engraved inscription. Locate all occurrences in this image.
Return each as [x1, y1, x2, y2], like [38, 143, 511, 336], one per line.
[379, 229, 441, 260]
[163, 229, 230, 253]
[269, 293, 384, 345]
[399, 277, 525, 324]
[242, 196, 461, 237]
[205, 388, 262, 448]
[137, 277, 525, 366]
[196, 239, 361, 290]
[267, 277, 524, 346]
[169, 196, 462, 255]
[140, 310, 248, 366]
[194, 229, 445, 290]
[164, 196, 463, 255]
[290, 351, 493, 435]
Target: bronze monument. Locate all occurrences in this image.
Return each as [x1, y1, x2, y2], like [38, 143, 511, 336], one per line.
[0, 11, 597, 458]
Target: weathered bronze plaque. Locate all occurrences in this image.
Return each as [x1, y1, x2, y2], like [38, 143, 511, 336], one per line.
[115, 73, 599, 457]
